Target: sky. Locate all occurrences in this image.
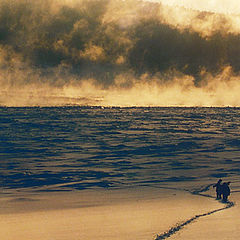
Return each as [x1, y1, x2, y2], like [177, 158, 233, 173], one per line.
[149, 0, 240, 14]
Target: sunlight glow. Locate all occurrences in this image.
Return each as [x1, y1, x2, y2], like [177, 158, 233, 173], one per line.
[148, 0, 240, 14]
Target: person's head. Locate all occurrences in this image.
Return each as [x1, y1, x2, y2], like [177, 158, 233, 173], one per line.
[218, 179, 222, 183]
[227, 181, 231, 185]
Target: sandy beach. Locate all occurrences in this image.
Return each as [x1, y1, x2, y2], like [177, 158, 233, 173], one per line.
[0, 183, 238, 240]
[170, 192, 240, 240]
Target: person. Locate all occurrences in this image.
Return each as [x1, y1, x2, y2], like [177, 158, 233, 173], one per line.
[222, 182, 231, 202]
[213, 179, 222, 199]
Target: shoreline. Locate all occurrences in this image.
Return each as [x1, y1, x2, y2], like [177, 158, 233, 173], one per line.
[170, 192, 239, 240]
[0, 185, 231, 240]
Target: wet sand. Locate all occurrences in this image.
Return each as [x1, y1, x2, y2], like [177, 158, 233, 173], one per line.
[0, 185, 231, 240]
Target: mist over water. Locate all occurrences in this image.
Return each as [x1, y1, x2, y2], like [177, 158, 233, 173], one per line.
[1, 0, 240, 106]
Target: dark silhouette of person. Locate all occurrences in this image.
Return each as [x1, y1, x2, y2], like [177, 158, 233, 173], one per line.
[213, 179, 222, 199]
[222, 182, 231, 202]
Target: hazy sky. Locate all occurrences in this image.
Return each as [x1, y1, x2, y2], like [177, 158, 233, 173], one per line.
[149, 0, 240, 14]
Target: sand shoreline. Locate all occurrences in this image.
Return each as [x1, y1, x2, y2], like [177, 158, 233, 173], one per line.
[1, 184, 237, 240]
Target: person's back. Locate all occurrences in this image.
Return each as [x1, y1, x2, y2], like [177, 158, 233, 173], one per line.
[222, 182, 230, 202]
[225, 182, 231, 196]
[213, 179, 222, 199]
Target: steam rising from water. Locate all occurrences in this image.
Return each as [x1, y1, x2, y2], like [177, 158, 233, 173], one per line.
[1, 0, 240, 107]
[154, 0, 240, 15]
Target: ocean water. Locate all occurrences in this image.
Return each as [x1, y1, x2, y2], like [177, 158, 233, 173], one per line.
[1, 107, 240, 192]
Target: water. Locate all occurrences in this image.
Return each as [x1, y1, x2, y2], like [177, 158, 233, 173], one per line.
[1, 107, 240, 192]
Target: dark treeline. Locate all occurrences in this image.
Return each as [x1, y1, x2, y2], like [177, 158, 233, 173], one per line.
[1, 0, 240, 86]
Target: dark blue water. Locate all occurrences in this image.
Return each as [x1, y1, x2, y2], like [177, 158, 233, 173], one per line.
[1, 107, 240, 192]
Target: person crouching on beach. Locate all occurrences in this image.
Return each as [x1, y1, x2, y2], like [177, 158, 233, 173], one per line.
[222, 182, 231, 202]
[213, 179, 222, 199]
